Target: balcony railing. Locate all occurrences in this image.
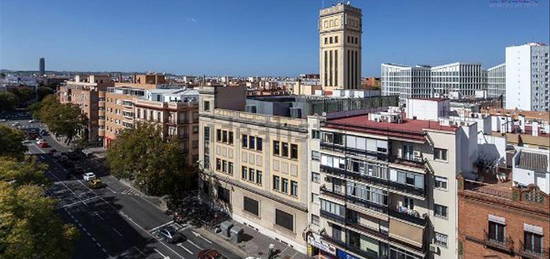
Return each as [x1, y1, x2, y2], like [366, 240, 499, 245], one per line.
[319, 185, 389, 214]
[483, 231, 514, 254]
[389, 207, 427, 226]
[320, 165, 426, 197]
[389, 155, 425, 169]
[320, 142, 389, 161]
[518, 242, 549, 259]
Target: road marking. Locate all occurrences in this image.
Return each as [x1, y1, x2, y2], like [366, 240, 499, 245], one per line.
[112, 228, 123, 237]
[106, 187, 117, 194]
[118, 211, 185, 259]
[95, 212, 104, 220]
[192, 231, 212, 244]
[154, 248, 170, 259]
[148, 220, 174, 232]
[62, 196, 99, 208]
[177, 243, 193, 254]
[188, 240, 202, 250]
[91, 237, 96, 242]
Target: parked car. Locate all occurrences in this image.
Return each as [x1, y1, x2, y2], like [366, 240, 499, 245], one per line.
[198, 249, 227, 259]
[83, 172, 96, 181]
[37, 140, 49, 148]
[159, 226, 185, 244]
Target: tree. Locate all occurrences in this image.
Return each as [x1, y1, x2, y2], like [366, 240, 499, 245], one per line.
[8, 87, 34, 106]
[35, 95, 86, 144]
[0, 92, 18, 112]
[0, 125, 27, 160]
[106, 123, 194, 196]
[36, 87, 54, 101]
[0, 182, 79, 259]
[0, 157, 49, 187]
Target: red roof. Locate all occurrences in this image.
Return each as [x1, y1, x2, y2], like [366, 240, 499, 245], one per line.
[325, 115, 457, 141]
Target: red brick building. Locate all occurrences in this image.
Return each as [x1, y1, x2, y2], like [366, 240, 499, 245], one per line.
[458, 175, 549, 259]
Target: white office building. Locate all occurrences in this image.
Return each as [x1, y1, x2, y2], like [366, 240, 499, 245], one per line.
[487, 63, 506, 102]
[381, 64, 432, 102]
[505, 42, 550, 111]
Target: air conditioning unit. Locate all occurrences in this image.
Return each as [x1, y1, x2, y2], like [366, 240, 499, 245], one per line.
[429, 244, 438, 253]
[413, 151, 422, 159]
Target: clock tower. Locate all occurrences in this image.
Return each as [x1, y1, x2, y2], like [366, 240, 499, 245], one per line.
[319, 2, 362, 90]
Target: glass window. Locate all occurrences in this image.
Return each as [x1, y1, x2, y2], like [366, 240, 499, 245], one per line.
[311, 172, 320, 183]
[435, 176, 448, 189]
[257, 137, 263, 151]
[228, 132, 233, 144]
[249, 136, 255, 149]
[524, 231, 543, 254]
[434, 148, 448, 161]
[242, 135, 248, 148]
[256, 170, 262, 185]
[312, 151, 320, 161]
[242, 166, 247, 179]
[273, 141, 280, 155]
[222, 131, 227, 143]
[216, 158, 221, 171]
[204, 126, 210, 141]
[488, 221, 505, 243]
[290, 144, 298, 159]
[216, 129, 221, 142]
[273, 176, 280, 190]
[311, 214, 320, 226]
[282, 178, 288, 193]
[290, 181, 298, 196]
[435, 232, 448, 247]
[434, 204, 448, 218]
[275, 209, 293, 231]
[312, 193, 319, 204]
[243, 197, 259, 216]
[282, 142, 289, 157]
[249, 168, 255, 182]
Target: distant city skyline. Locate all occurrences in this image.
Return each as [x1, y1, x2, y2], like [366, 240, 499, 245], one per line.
[0, 0, 548, 76]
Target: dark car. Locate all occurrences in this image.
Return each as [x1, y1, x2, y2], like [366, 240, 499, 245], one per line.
[159, 226, 185, 244]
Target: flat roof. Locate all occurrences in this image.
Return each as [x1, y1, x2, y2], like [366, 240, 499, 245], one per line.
[325, 115, 457, 141]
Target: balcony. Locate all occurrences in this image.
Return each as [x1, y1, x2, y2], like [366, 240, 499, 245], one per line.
[388, 206, 426, 226]
[517, 244, 549, 259]
[483, 231, 514, 254]
[320, 233, 383, 259]
[320, 210, 345, 224]
[389, 155, 425, 169]
[319, 185, 389, 214]
[320, 142, 389, 161]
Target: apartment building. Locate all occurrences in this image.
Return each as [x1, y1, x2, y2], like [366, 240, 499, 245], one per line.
[505, 43, 550, 111]
[458, 168, 549, 258]
[381, 64, 432, 102]
[115, 73, 167, 89]
[58, 75, 114, 143]
[487, 64, 506, 102]
[198, 86, 310, 252]
[134, 88, 200, 165]
[104, 86, 199, 165]
[306, 107, 478, 259]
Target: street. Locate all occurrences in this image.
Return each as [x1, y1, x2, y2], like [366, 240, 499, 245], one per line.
[3, 118, 240, 259]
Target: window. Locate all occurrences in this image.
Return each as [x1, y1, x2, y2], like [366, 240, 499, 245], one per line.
[290, 144, 298, 159]
[275, 209, 293, 231]
[228, 162, 233, 175]
[435, 176, 448, 190]
[312, 151, 320, 161]
[290, 181, 298, 196]
[248, 168, 255, 182]
[312, 193, 319, 204]
[216, 129, 221, 142]
[524, 231, 543, 254]
[243, 197, 259, 216]
[242, 166, 247, 180]
[282, 142, 289, 157]
[320, 199, 345, 217]
[204, 127, 210, 141]
[282, 178, 289, 193]
[222, 131, 227, 143]
[216, 158, 221, 171]
[273, 176, 280, 190]
[257, 137, 262, 151]
[256, 170, 262, 185]
[488, 221, 505, 243]
[273, 141, 280, 155]
[249, 136, 255, 149]
[222, 160, 227, 173]
[434, 204, 448, 218]
[312, 130, 320, 139]
[228, 132, 233, 144]
[311, 214, 320, 226]
[203, 101, 210, 111]
[242, 135, 248, 148]
[435, 232, 448, 247]
[311, 172, 320, 183]
[193, 126, 199, 133]
[332, 224, 344, 242]
[434, 148, 448, 161]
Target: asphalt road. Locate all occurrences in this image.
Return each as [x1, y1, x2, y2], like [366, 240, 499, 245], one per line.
[3, 117, 240, 259]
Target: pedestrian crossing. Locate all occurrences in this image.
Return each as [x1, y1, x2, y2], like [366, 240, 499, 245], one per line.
[121, 188, 142, 197]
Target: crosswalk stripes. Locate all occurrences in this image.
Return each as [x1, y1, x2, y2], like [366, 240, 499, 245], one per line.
[120, 188, 142, 197]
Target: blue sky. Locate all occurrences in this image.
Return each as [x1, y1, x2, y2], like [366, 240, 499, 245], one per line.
[0, 0, 548, 76]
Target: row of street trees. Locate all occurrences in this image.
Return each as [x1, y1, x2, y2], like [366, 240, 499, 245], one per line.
[0, 125, 79, 258]
[0, 86, 54, 112]
[31, 95, 87, 145]
[106, 123, 196, 198]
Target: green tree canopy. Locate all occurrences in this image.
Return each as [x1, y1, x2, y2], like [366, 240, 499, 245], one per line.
[8, 87, 34, 105]
[0, 125, 27, 160]
[36, 86, 54, 101]
[0, 157, 49, 187]
[106, 123, 194, 196]
[34, 95, 86, 144]
[0, 182, 79, 259]
[0, 92, 18, 112]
